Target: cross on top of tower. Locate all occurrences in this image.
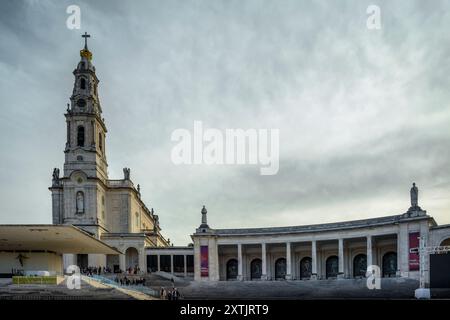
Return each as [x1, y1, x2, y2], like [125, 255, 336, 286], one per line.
[80, 32, 93, 61]
[82, 32, 90, 49]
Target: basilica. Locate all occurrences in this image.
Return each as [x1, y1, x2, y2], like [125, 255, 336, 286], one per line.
[48, 35, 450, 287]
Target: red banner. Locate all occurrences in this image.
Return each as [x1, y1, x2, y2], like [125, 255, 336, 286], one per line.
[200, 245, 209, 277]
[409, 232, 420, 271]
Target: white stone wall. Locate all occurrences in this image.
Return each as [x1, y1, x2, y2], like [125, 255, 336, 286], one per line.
[105, 191, 129, 233]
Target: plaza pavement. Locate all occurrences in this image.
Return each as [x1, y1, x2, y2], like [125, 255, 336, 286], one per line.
[169, 278, 446, 300]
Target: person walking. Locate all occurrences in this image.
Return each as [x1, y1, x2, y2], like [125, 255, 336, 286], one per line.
[172, 288, 180, 300]
[160, 287, 166, 300]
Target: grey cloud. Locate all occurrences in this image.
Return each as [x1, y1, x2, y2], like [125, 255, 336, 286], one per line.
[0, 0, 449, 245]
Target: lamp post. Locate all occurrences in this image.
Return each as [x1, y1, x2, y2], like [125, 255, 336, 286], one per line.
[413, 235, 450, 299]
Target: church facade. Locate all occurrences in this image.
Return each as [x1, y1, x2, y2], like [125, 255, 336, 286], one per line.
[49, 35, 169, 273]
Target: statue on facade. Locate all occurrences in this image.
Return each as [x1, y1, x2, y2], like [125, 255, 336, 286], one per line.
[153, 214, 159, 232]
[76, 191, 84, 213]
[137, 184, 140, 193]
[52, 168, 60, 186]
[410, 182, 418, 207]
[405, 182, 425, 216]
[123, 167, 130, 180]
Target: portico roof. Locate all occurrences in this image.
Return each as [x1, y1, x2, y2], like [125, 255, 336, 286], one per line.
[0, 225, 121, 254]
[212, 213, 433, 236]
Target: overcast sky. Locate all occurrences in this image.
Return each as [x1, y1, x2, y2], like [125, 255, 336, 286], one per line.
[1, 0, 449, 245]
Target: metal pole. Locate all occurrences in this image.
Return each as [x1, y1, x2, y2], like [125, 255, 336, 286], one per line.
[419, 236, 425, 289]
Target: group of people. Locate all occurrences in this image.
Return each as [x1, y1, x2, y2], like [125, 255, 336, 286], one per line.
[126, 266, 141, 275]
[79, 264, 181, 299]
[114, 276, 146, 286]
[80, 266, 113, 276]
[160, 287, 181, 300]
[79, 265, 142, 276]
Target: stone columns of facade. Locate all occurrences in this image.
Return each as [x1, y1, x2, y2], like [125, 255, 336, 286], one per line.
[157, 254, 161, 272]
[184, 255, 187, 278]
[338, 238, 344, 279]
[170, 254, 174, 274]
[193, 239, 201, 281]
[119, 254, 126, 272]
[398, 224, 409, 277]
[261, 243, 268, 280]
[63, 254, 76, 273]
[286, 242, 292, 280]
[51, 191, 63, 224]
[139, 249, 146, 273]
[209, 238, 220, 281]
[367, 236, 373, 273]
[311, 240, 318, 280]
[237, 243, 243, 281]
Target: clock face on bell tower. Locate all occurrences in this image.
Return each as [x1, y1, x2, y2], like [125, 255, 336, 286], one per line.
[77, 99, 86, 108]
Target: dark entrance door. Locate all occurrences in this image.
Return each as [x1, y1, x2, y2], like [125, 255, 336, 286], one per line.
[77, 254, 88, 269]
[382, 252, 397, 277]
[326, 256, 338, 278]
[430, 254, 450, 288]
[226, 259, 238, 280]
[275, 258, 286, 280]
[250, 259, 262, 280]
[353, 254, 367, 278]
[300, 257, 312, 279]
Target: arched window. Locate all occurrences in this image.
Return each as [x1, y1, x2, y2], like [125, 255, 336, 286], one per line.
[275, 258, 286, 280]
[353, 254, 367, 278]
[135, 212, 139, 228]
[226, 259, 238, 280]
[99, 132, 102, 151]
[101, 196, 105, 219]
[76, 191, 84, 213]
[77, 126, 85, 147]
[326, 256, 339, 279]
[80, 78, 86, 89]
[125, 247, 139, 269]
[382, 252, 397, 277]
[250, 259, 262, 280]
[440, 238, 450, 246]
[300, 257, 312, 279]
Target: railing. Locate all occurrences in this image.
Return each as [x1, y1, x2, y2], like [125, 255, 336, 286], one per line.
[87, 274, 159, 298]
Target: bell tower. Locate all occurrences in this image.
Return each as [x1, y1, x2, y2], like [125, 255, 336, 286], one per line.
[64, 32, 108, 182]
[50, 33, 109, 239]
